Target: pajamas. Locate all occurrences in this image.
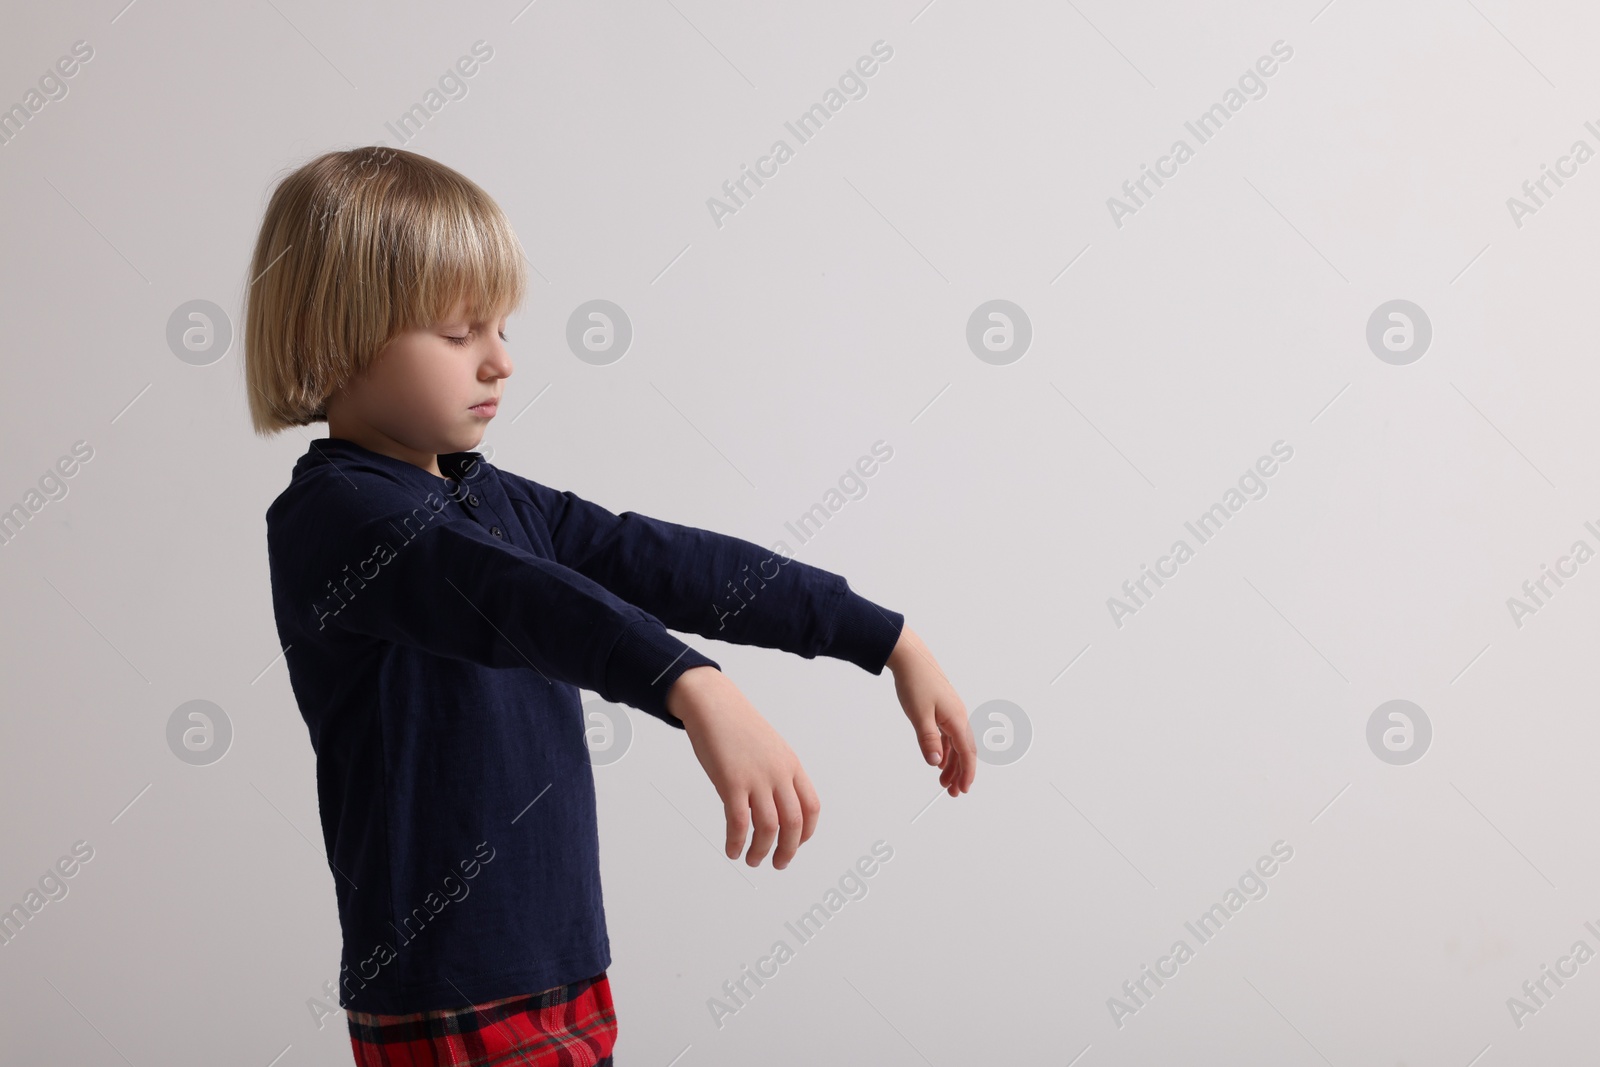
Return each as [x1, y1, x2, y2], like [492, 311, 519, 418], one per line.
[347, 972, 616, 1066]
[268, 438, 901, 1013]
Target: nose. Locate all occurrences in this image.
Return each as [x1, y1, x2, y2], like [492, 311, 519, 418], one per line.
[484, 338, 513, 381]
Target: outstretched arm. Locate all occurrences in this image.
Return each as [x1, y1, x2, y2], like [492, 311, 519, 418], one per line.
[500, 473, 905, 672]
[495, 472, 974, 869]
[298, 506, 720, 727]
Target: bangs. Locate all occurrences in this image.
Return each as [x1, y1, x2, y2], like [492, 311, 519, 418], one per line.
[385, 182, 528, 331]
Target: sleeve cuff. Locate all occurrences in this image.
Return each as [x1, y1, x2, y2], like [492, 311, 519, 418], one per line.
[603, 619, 721, 729]
[824, 582, 905, 675]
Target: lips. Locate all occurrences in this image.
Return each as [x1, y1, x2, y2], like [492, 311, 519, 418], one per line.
[469, 399, 499, 416]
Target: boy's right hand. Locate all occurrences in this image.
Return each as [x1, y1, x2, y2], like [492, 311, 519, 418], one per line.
[665, 666, 819, 871]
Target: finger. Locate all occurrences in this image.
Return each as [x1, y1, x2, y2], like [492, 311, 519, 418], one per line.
[724, 793, 751, 860]
[771, 785, 803, 870]
[957, 708, 978, 792]
[745, 791, 779, 867]
[794, 768, 822, 848]
[935, 708, 972, 795]
[944, 728, 963, 796]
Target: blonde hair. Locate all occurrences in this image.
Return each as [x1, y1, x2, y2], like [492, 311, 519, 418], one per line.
[242, 146, 529, 435]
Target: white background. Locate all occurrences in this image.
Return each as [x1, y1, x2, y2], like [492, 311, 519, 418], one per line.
[3, 1, 1599, 1064]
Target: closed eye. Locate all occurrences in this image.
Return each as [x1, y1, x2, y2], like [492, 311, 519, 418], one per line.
[445, 330, 509, 345]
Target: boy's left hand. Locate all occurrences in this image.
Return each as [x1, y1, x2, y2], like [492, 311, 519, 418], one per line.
[886, 625, 975, 797]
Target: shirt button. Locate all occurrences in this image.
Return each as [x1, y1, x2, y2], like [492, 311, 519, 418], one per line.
[467, 494, 480, 506]
[490, 526, 503, 538]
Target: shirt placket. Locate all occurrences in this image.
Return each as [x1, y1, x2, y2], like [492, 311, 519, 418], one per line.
[442, 473, 512, 545]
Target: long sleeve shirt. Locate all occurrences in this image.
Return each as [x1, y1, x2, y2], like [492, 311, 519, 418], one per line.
[263, 436, 905, 1013]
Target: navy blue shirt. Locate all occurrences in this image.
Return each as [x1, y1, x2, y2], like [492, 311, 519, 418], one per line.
[264, 437, 904, 1012]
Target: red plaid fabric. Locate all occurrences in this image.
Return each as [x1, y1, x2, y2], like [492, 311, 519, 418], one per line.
[346, 972, 616, 1066]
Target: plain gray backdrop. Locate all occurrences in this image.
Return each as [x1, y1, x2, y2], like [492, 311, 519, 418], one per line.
[4, 0, 1600, 1064]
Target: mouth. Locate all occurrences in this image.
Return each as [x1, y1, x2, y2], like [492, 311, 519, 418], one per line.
[469, 398, 499, 418]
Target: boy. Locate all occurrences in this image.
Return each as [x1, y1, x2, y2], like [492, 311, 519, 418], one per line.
[246, 146, 974, 1066]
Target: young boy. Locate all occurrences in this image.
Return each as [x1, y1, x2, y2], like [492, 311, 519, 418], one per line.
[246, 146, 974, 1066]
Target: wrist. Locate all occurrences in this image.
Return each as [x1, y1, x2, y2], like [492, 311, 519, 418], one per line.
[665, 664, 722, 724]
[886, 624, 918, 673]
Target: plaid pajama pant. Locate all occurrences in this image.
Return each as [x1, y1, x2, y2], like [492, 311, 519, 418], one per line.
[346, 972, 616, 1066]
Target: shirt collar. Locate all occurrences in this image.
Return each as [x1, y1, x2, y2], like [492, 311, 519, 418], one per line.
[302, 436, 487, 491]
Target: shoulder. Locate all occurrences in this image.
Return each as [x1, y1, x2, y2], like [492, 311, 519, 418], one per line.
[487, 460, 554, 508]
[487, 461, 591, 533]
[265, 442, 458, 575]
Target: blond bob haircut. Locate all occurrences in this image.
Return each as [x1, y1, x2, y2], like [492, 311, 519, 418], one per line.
[243, 145, 528, 436]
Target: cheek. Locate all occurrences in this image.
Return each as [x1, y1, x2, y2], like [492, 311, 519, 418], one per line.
[366, 344, 451, 418]
[395, 344, 460, 397]
[421, 354, 464, 396]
